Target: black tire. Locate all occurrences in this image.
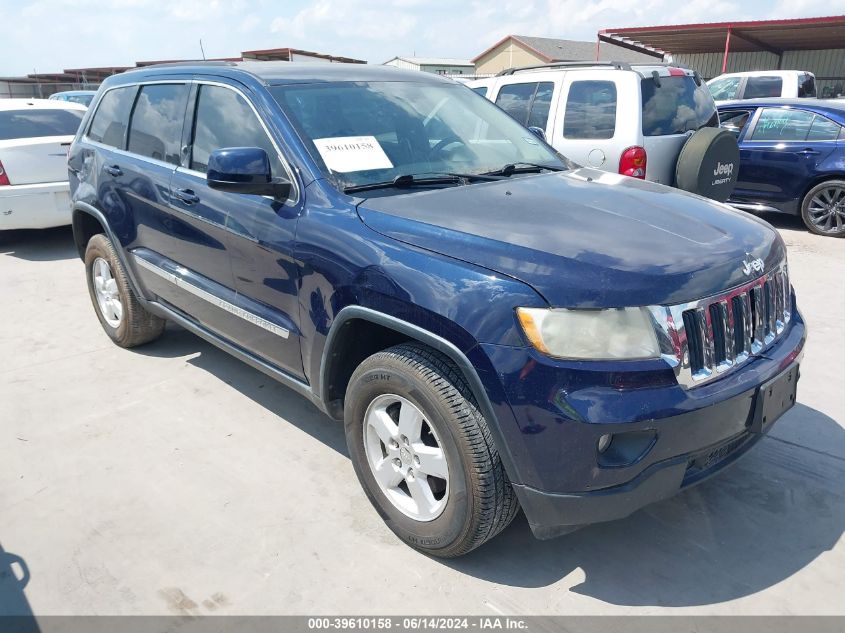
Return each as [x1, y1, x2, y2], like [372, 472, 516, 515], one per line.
[84, 233, 165, 347]
[800, 179, 845, 237]
[344, 343, 519, 557]
[675, 127, 740, 202]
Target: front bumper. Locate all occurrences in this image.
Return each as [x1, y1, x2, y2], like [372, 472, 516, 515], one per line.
[479, 309, 806, 539]
[0, 181, 71, 230]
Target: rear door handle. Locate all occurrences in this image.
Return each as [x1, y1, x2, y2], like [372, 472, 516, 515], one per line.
[174, 188, 200, 205]
[103, 165, 122, 177]
[796, 148, 820, 156]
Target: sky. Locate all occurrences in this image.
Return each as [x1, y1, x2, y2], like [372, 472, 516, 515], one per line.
[0, 0, 842, 76]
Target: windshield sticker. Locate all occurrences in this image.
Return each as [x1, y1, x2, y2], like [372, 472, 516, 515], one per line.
[313, 136, 393, 173]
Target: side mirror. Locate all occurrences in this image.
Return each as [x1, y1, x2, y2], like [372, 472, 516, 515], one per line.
[528, 126, 547, 142]
[207, 147, 291, 199]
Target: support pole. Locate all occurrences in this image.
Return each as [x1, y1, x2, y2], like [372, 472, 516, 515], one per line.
[722, 27, 732, 74]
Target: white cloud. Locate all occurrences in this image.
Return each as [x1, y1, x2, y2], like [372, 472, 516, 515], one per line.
[0, 0, 839, 75]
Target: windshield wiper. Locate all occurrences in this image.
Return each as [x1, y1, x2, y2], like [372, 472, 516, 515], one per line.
[484, 162, 565, 177]
[343, 172, 502, 194]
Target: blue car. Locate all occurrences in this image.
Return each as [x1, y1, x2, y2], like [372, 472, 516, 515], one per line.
[48, 90, 97, 107]
[718, 98, 845, 236]
[68, 63, 805, 556]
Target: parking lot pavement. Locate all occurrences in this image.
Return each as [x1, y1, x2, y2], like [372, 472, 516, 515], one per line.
[1, 218, 843, 617]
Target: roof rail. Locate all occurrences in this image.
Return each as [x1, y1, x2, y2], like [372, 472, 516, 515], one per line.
[496, 61, 633, 76]
[496, 60, 692, 76]
[139, 60, 239, 70]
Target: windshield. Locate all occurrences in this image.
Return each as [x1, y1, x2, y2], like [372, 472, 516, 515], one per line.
[270, 81, 571, 191]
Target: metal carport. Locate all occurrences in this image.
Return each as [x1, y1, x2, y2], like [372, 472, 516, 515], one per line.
[598, 16, 845, 97]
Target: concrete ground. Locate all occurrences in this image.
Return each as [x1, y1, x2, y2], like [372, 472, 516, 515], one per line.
[0, 215, 843, 616]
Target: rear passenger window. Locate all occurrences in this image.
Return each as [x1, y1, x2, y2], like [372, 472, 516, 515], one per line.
[127, 84, 188, 165]
[88, 86, 137, 148]
[750, 108, 815, 141]
[744, 76, 783, 99]
[190, 85, 282, 176]
[495, 82, 554, 129]
[563, 81, 617, 139]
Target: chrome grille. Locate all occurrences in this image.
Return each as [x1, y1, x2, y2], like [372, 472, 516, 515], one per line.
[650, 262, 791, 388]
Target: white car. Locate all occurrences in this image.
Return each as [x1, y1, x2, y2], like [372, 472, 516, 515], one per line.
[707, 70, 816, 104]
[468, 62, 738, 200]
[0, 98, 86, 230]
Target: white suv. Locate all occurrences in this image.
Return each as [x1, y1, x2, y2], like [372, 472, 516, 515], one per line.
[468, 62, 734, 199]
[708, 70, 816, 104]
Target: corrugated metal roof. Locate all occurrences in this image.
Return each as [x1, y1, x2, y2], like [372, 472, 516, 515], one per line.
[600, 16, 845, 55]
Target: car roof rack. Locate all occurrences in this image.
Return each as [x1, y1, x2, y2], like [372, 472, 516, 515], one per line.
[496, 61, 633, 76]
[496, 61, 692, 77]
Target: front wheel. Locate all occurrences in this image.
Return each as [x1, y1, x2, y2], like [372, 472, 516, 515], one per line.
[344, 343, 518, 557]
[801, 180, 845, 237]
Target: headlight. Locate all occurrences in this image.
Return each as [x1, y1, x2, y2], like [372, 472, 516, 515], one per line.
[516, 307, 660, 360]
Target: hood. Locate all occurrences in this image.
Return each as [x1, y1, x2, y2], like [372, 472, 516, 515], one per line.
[356, 168, 785, 308]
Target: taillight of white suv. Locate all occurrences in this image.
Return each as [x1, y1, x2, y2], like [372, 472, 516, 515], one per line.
[619, 146, 647, 179]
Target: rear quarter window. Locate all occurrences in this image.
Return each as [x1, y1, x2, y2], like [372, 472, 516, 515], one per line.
[88, 86, 137, 148]
[563, 80, 617, 139]
[641, 75, 718, 136]
[0, 109, 84, 140]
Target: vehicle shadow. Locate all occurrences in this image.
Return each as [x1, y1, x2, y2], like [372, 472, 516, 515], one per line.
[136, 325, 349, 457]
[756, 211, 806, 232]
[135, 327, 844, 607]
[0, 226, 77, 262]
[0, 543, 40, 631]
[446, 402, 845, 606]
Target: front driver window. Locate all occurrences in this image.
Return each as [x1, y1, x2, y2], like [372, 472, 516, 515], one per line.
[190, 84, 283, 176]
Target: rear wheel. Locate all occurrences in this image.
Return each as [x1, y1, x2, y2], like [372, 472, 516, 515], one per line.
[344, 343, 518, 557]
[801, 180, 845, 237]
[84, 233, 165, 347]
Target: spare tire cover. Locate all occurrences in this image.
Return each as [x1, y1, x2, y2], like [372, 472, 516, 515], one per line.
[675, 127, 740, 202]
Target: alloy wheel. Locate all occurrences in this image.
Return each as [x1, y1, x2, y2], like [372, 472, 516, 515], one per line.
[92, 257, 123, 328]
[363, 394, 449, 521]
[807, 186, 845, 234]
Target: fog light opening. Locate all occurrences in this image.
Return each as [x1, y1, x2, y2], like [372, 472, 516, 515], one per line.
[597, 433, 613, 454]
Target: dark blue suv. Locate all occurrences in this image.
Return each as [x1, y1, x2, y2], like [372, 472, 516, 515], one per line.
[718, 98, 845, 237]
[69, 62, 806, 557]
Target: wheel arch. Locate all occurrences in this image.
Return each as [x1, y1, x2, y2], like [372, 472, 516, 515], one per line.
[319, 306, 523, 485]
[799, 173, 845, 210]
[71, 202, 146, 302]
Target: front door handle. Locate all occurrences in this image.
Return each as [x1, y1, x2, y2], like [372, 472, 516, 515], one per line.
[173, 188, 200, 205]
[103, 164, 122, 177]
[796, 148, 820, 156]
